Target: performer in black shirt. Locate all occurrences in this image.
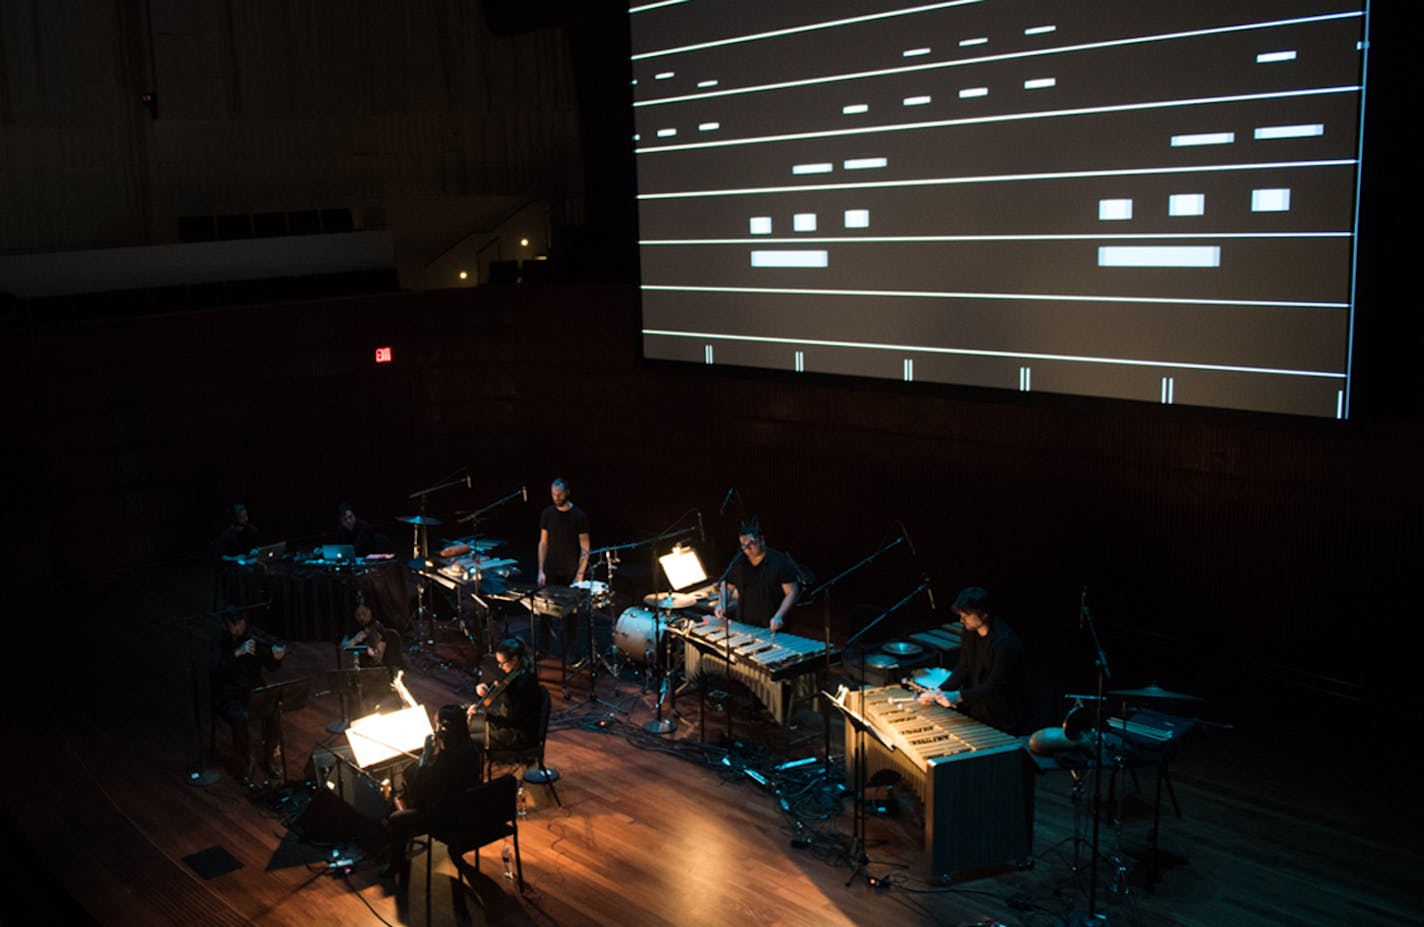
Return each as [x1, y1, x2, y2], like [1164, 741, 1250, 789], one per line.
[211, 610, 288, 786]
[917, 586, 1026, 733]
[335, 501, 385, 556]
[467, 638, 541, 752]
[213, 503, 260, 559]
[536, 478, 590, 656]
[715, 520, 800, 632]
[537, 478, 590, 586]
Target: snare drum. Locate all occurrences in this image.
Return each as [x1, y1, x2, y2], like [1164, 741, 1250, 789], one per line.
[571, 579, 611, 607]
[613, 607, 666, 663]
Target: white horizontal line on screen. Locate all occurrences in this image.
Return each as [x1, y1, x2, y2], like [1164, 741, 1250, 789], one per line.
[635, 86, 1358, 155]
[637, 159, 1357, 200]
[640, 283, 1348, 311]
[633, 13, 1361, 106]
[640, 232, 1352, 245]
[640, 328, 1346, 379]
[632, 1, 985, 60]
[629, 0, 689, 13]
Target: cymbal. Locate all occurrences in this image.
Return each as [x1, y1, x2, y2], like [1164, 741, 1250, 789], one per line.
[881, 639, 923, 657]
[471, 538, 504, 551]
[1109, 683, 1202, 702]
[644, 591, 697, 610]
[397, 514, 444, 526]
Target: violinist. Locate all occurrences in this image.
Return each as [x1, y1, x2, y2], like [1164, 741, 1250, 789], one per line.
[466, 638, 540, 753]
[382, 703, 483, 882]
[340, 604, 389, 668]
[211, 610, 288, 787]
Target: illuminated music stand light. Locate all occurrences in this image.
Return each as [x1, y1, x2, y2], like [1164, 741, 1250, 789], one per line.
[345, 705, 433, 769]
[659, 544, 706, 592]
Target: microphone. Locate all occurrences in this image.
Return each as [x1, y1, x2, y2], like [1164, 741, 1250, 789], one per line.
[720, 487, 735, 515]
[522, 484, 528, 502]
[924, 574, 936, 611]
[897, 520, 915, 557]
[697, 510, 706, 543]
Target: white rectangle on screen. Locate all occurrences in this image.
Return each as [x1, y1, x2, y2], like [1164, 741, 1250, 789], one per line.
[844, 209, 870, 228]
[1024, 78, 1056, 90]
[1169, 194, 1206, 216]
[1171, 132, 1235, 147]
[751, 250, 829, 268]
[697, 79, 718, 88]
[1098, 199, 1133, 221]
[903, 47, 931, 57]
[793, 213, 817, 232]
[657, 128, 677, 138]
[1251, 188, 1291, 212]
[959, 37, 987, 47]
[843, 157, 888, 170]
[699, 122, 721, 131]
[1257, 50, 1297, 63]
[1098, 246, 1221, 268]
[903, 95, 932, 106]
[749, 216, 772, 235]
[1254, 123, 1324, 140]
[1024, 25, 1056, 36]
[793, 162, 834, 174]
[959, 87, 988, 99]
[842, 104, 869, 115]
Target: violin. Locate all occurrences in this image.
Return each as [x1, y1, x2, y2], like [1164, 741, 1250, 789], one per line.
[471, 663, 526, 715]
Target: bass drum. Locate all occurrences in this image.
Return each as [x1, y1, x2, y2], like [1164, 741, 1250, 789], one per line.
[613, 607, 667, 663]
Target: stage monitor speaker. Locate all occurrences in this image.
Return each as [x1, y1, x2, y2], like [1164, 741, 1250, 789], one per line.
[307, 745, 390, 823]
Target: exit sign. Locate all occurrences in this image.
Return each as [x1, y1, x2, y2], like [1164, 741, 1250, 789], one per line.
[375, 346, 393, 364]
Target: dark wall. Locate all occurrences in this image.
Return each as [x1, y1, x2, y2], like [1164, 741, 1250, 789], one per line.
[5, 283, 1420, 723]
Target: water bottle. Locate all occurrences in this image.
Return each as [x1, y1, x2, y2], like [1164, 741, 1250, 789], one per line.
[516, 784, 527, 819]
[502, 839, 513, 880]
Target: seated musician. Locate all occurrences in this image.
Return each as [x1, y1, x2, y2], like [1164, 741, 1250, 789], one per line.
[714, 520, 799, 633]
[335, 501, 390, 556]
[213, 503, 260, 561]
[917, 587, 1026, 734]
[211, 610, 288, 787]
[382, 703, 484, 881]
[340, 604, 389, 668]
[466, 638, 541, 753]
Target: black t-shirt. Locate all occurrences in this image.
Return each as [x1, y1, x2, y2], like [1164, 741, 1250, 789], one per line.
[727, 548, 799, 627]
[540, 504, 589, 583]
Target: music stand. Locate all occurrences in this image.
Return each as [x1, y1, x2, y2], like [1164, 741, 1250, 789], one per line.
[248, 676, 312, 785]
[346, 705, 434, 768]
[645, 545, 706, 734]
[325, 666, 393, 734]
[822, 685, 897, 885]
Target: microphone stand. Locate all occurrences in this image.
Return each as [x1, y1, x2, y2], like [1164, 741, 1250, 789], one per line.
[1069, 597, 1114, 927]
[805, 532, 910, 781]
[454, 485, 526, 655]
[705, 548, 743, 749]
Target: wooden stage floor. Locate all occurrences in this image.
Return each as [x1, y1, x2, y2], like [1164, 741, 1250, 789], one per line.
[1, 561, 1418, 927]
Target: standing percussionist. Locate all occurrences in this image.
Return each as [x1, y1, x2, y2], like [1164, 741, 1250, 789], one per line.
[537, 477, 590, 656]
[916, 587, 1026, 733]
[715, 520, 800, 632]
[211, 610, 288, 786]
[467, 638, 541, 753]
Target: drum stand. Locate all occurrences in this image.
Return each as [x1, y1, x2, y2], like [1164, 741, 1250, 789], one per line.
[566, 553, 625, 714]
[643, 605, 678, 734]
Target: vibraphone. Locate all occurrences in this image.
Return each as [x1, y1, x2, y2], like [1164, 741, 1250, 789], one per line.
[845, 684, 1034, 880]
[677, 618, 836, 725]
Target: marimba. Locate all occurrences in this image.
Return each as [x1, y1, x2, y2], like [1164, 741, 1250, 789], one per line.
[845, 684, 1034, 880]
[676, 618, 836, 725]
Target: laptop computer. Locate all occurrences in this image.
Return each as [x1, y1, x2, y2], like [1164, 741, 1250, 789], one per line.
[319, 544, 356, 562]
[253, 541, 287, 565]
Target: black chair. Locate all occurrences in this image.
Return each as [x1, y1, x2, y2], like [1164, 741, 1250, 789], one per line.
[485, 685, 561, 807]
[416, 774, 523, 922]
